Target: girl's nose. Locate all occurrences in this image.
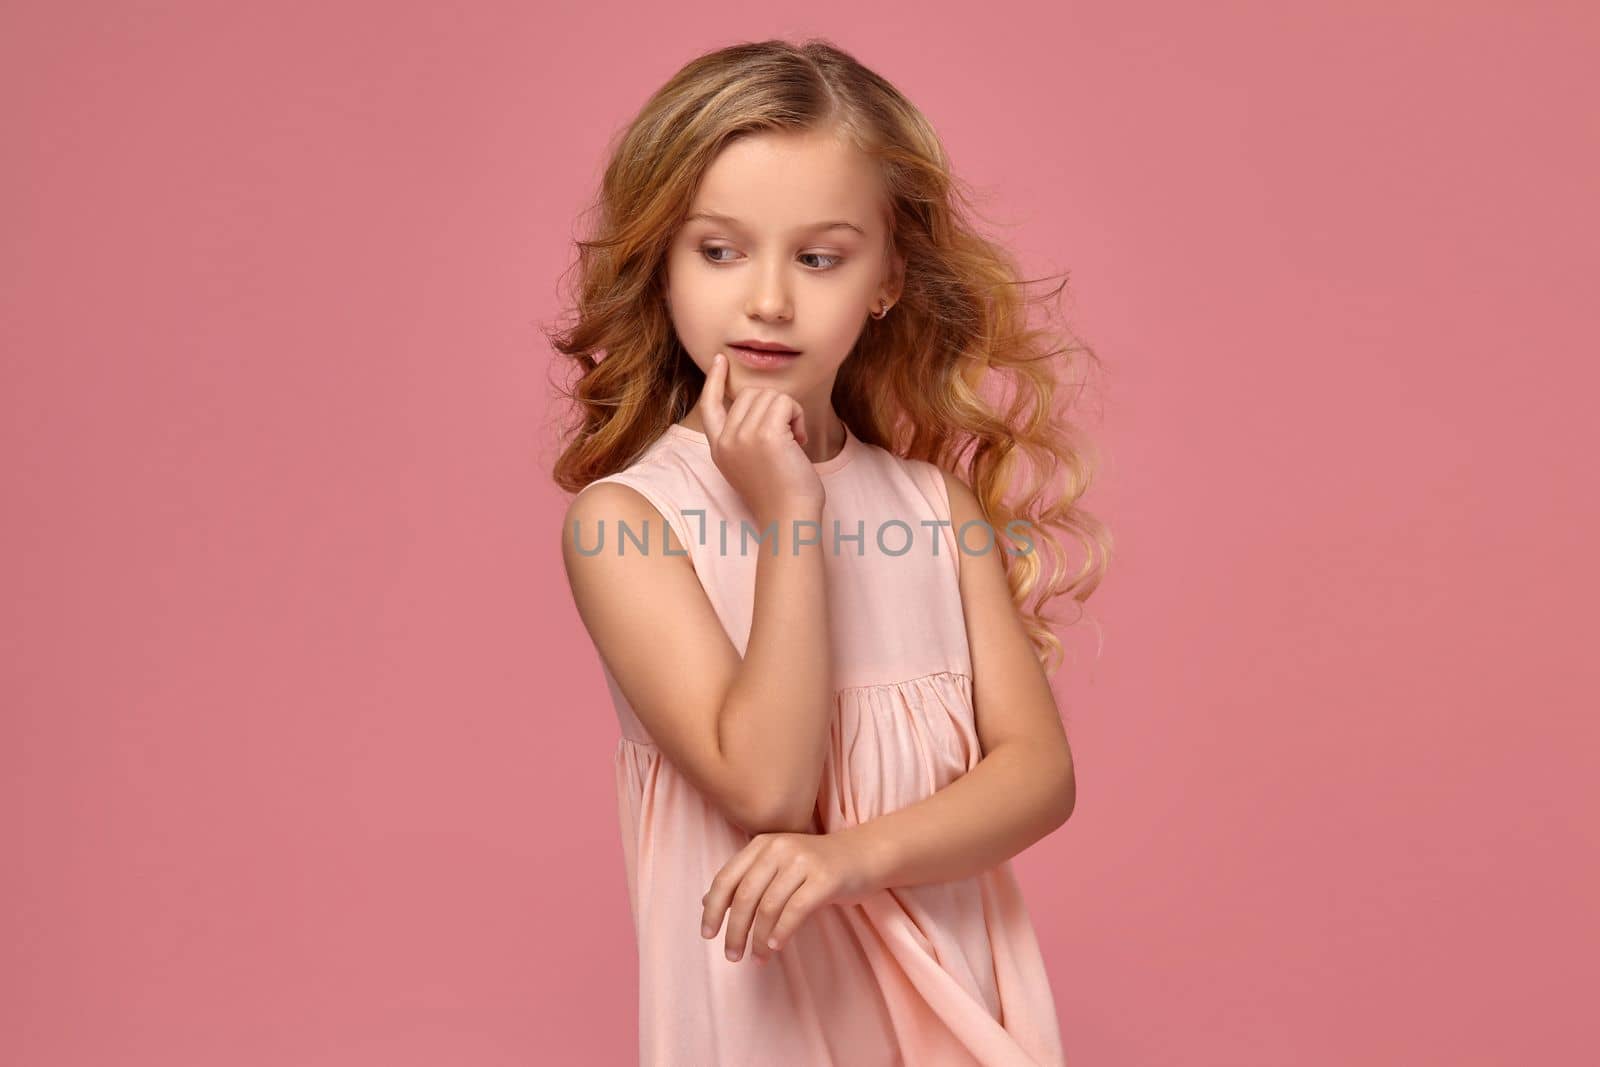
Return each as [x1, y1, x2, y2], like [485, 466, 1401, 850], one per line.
[744, 261, 792, 321]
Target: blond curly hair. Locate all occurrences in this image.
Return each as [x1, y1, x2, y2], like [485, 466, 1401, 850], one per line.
[544, 37, 1113, 675]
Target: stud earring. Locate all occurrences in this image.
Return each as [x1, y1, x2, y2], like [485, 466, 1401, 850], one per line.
[870, 301, 890, 320]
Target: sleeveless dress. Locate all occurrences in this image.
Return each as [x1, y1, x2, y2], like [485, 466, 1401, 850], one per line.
[583, 420, 1066, 1066]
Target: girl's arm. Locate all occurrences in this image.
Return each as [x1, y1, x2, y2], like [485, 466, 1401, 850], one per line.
[838, 468, 1077, 888]
[717, 495, 834, 832]
[563, 483, 829, 835]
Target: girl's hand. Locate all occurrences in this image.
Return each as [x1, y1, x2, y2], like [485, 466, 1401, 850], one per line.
[698, 352, 824, 525]
[699, 828, 884, 963]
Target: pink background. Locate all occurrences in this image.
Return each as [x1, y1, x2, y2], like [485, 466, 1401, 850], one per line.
[4, 2, 1595, 1064]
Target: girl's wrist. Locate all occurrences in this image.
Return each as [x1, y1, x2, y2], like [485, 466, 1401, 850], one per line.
[841, 821, 899, 895]
[754, 496, 825, 528]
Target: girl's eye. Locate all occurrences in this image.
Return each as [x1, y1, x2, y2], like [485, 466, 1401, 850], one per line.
[697, 246, 843, 270]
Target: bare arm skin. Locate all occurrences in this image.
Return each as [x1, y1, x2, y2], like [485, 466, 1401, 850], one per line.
[717, 494, 833, 833]
[838, 467, 1077, 888]
[563, 484, 830, 836]
[562, 357, 834, 836]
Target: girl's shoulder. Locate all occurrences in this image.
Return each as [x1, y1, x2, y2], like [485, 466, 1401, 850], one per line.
[568, 427, 721, 556]
[858, 443, 956, 516]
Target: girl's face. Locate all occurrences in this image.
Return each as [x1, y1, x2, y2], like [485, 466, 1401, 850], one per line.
[663, 129, 903, 420]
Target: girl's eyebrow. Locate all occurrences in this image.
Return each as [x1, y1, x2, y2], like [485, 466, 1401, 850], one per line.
[685, 210, 866, 237]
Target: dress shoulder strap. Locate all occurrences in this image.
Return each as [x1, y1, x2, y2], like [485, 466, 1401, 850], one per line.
[899, 456, 963, 580]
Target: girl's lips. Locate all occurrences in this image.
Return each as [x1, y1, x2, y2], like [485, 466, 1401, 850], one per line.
[729, 345, 800, 369]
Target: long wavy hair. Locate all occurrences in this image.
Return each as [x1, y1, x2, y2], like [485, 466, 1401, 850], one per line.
[544, 38, 1112, 676]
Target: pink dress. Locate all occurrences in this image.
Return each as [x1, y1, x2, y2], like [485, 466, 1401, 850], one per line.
[585, 420, 1066, 1066]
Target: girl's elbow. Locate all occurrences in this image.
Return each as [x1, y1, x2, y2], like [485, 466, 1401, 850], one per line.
[1053, 763, 1076, 824]
[728, 786, 816, 836]
[731, 806, 813, 837]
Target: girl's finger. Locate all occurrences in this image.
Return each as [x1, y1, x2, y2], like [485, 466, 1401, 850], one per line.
[763, 878, 828, 955]
[722, 858, 782, 962]
[720, 383, 762, 444]
[789, 397, 808, 447]
[762, 391, 806, 447]
[748, 865, 809, 961]
[700, 834, 768, 940]
[739, 389, 780, 446]
[699, 353, 730, 439]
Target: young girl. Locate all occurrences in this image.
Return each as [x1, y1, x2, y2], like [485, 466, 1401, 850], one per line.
[553, 38, 1109, 1066]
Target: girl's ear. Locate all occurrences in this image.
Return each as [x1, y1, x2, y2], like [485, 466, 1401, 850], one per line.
[881, 248, 906, 306]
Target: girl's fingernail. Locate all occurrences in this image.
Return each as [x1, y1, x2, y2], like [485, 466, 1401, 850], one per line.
[701, 924, 714, 938]
[726, 948, 740, 961]
[767, 937, 779, 950]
